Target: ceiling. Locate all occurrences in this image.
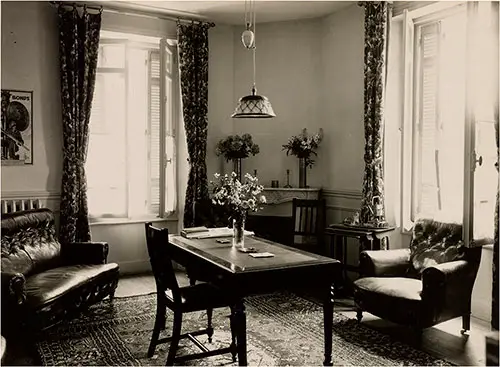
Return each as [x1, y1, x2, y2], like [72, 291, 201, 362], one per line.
[107, 1, 354, 25]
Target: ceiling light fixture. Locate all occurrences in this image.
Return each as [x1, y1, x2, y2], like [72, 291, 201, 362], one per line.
[231, 0, 276, 118]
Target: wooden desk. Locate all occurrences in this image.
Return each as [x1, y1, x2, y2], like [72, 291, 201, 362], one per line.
[168, 235, 340, 366]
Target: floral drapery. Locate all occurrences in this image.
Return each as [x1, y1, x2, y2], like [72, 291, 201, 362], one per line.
[359, 1, 391, 228]
[493, 115, 499, 330]
[57, 5, 101, 243]
[177, 22, 212, 227]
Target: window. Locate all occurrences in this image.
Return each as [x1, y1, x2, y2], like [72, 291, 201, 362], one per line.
[392, 1, 498, 245]
[411, 7, 466, 223]
[86, 31, 178, 219]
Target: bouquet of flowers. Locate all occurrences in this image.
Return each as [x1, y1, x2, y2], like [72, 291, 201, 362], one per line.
[215, 133, 260, 162]
[282, 128, 323, 167]
[211, 172, 266, 221]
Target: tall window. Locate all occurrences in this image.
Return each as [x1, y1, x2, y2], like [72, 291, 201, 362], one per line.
[394, 1, 499, 245]
[411, 7, 466, 223]
[87, 31, 178, 219]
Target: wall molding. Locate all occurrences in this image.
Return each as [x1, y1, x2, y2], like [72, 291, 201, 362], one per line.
[1, 190, 61, 200]
[322, 189, 362, 200]
[326, 205, 358, 213]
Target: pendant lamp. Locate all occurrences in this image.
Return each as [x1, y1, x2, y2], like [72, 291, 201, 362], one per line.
[231, 0, 276, 118]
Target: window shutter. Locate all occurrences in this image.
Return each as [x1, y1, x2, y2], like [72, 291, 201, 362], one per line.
[415, 22, 441, 217]
[148, 51, 161, 213]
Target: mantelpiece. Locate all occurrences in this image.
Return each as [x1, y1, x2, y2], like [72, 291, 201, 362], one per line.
[262, 187, 321, 205]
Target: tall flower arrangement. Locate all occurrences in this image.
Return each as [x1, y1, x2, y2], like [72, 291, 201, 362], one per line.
[282, 128, 323, 167]
[215, 133, 260, 161]
[211, 172, 266, 221]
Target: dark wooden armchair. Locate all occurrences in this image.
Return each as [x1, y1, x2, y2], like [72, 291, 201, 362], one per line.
[144, 223, 237, 365]
[353, 219, 482, 337]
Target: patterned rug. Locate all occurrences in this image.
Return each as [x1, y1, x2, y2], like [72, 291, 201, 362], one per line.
[35, 292, 453, 366]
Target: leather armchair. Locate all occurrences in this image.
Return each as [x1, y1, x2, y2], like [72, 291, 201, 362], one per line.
[353, 219, 482, 334]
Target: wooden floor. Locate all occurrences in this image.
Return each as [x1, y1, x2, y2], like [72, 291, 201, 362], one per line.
[117, 272, 494, 366]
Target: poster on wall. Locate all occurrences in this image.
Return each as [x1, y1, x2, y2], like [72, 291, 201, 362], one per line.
[1, 89, 33, 165]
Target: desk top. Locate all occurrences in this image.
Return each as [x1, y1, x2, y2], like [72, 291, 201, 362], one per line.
[169, 235, 337, 274]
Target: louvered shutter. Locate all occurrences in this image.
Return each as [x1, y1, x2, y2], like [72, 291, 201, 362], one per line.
[414, 22, 441, 218]
[148, 51, 161, 213]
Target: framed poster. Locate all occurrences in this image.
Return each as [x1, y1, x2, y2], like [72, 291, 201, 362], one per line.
[1, 89, 33, 165]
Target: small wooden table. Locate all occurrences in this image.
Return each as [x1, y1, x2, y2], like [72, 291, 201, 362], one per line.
[325, 224, 395, 290]
[168, 235, 341, 366]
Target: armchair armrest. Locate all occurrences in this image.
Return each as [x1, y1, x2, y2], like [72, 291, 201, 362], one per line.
[61, 241, 109, 265]
[1, 272, 26, 305]
[421, 260, 475, 299]
[359, 248, 411, 277]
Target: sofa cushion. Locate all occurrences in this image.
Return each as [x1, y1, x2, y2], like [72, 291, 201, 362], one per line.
[354, 277, 422, 301]
[408, 219, 465, 275]
[24, 263, 119, 308]
[1, 209, 61, 276]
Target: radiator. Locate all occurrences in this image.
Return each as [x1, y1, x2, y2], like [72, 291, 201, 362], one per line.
[1, 198, 43, 214]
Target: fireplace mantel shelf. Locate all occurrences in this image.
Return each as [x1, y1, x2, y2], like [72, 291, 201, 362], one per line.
[262, 187, 321, 205]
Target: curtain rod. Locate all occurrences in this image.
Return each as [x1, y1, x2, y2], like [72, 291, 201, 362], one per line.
[50, 1, 215, 27]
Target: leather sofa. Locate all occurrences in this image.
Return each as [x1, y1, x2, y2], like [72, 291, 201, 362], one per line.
[353, 218, 482, 334]
[1, 208, 120, 336]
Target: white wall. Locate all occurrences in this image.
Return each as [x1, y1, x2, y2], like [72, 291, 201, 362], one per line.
[1, 1, 62, 194]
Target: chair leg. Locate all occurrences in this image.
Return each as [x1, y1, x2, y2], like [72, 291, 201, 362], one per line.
[356, 308, 363, 323]
[461, 313, 471, 334]
[206, 308, 214, 343]
[229, 311, 237, 362]
[166, 311, 182, 366]
[148, 301, 167, 358]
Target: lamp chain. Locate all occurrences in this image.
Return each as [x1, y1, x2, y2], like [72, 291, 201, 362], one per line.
[252, 0, 257, 94]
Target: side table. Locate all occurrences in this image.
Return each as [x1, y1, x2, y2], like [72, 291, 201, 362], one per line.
[325, 224, 396, 293]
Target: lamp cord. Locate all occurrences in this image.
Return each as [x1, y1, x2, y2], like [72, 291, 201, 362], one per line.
[252, 0, 257, 94]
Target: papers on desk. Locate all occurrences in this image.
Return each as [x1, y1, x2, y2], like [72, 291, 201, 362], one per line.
[249, 252, 275, 258]
[181, 226, 255, 239]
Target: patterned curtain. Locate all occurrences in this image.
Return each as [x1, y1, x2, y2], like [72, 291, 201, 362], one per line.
[177, 22, 212, 228]
[359, 2, 391, 228]
[57, 5, 101, 243]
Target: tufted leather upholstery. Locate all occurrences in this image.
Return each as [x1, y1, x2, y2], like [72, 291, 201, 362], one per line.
[1, 209, 120, 336]
[353, 219, 482, 332]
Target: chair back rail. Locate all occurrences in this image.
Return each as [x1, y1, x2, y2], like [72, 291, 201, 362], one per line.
[292, 198, 326, 236]
[144, 223, 181, 302]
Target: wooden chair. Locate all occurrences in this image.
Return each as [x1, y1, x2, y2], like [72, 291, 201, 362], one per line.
[291, 198, 327, 254]
[144, 223, 237, 365]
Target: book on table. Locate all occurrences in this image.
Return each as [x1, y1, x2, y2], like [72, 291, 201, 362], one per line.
[181, 226, 254, 239]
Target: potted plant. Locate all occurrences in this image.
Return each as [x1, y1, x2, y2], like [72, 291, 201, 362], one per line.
[282, 128, 323, 188]
[215, 133, 260, 181]
[211, 172, 266, 248]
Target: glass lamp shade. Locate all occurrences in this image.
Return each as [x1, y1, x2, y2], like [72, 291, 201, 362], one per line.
[231, 93, 276, 118]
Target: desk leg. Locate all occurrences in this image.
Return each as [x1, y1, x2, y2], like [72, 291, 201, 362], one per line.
[323, 281, 334, 366]
[232, 300, 247, 366]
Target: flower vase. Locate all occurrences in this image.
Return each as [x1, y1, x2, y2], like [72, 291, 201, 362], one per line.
[298, 158, 307, 188]
[232, 216, 246, 248]
[232, 158, 242, 182]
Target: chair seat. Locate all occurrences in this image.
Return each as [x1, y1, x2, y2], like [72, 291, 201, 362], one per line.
[25, 263, 119, 308]
[165, 283, 233, 311]
[354, 277, 422, 301]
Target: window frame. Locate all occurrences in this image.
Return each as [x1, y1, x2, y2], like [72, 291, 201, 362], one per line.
[87, 32, 179, 222]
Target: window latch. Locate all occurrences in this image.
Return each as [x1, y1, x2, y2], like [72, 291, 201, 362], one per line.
[472, 150, 483, 171]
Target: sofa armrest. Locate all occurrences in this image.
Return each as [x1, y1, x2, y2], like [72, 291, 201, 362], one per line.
[359, 249, 411, 277]
[1, 272, 26, 305]
[61, 241, 109, 265]
[421, 260, 475, 300]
